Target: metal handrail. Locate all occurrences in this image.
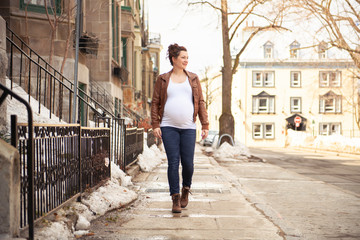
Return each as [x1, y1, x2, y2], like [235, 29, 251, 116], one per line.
[6, 24, 115, 121]
[0, 83, 35, 240]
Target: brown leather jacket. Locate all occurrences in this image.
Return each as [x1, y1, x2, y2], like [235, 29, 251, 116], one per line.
[151, 69, 209, 130]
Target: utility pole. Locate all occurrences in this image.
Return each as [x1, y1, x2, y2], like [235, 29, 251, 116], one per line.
[72, 0, 81, 123]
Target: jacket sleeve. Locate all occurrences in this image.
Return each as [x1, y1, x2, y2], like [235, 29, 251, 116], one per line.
[197, 77, 209, 130]
[151, 75, 162, 129]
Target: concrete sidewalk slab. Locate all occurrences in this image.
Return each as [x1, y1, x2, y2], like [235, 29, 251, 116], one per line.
[81, 146, 283, 240]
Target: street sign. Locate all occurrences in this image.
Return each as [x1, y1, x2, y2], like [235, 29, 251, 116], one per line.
[294, 116, 302, 124]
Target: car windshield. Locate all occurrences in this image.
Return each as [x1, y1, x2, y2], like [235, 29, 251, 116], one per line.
[207, 131, 218, 137]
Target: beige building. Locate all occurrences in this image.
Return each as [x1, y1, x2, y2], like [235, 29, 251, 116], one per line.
[206, 27, 358, 147]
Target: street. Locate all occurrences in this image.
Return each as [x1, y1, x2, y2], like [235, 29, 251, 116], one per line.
[248, 147, 360, 196]
[217, 147, 360, 239]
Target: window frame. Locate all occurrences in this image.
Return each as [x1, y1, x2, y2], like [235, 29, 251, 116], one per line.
[252, 95, 275, 114]
[319, 71, 341, 87]
[264, 41, 273, 59]
[252, 71, 275, 87]
[290, 97, 302, 113]
[20, 0, 62, 15]
[112, 0, 120, 64]
[318, 41, 328, 59]
[319, 122, 341, 136]
[253, 123, 275, 139]
[290, 71, 301, 88]
[319, 92, 342, 114]
[290, 41, 300, 59]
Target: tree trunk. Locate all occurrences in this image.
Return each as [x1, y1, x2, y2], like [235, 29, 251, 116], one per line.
[219, 0, 234, 144]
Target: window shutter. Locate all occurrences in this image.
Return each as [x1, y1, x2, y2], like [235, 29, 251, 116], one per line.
[269, 97, 275, 113]
[252, 97, 258, 113]
[319, 98, 324, 113]
[336, 96, 341, 113]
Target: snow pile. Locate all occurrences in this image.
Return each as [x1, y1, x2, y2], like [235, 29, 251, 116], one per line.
[214, 141, 251, 160]
[286, 129, 314, 147]
[35, 163, 138, 239]
[35, 222, 73, 240]
[81, 180, 137, 216]
[111, 161, 133, 186]
[6, 78, 67, 126]
[137, 144, 165, 172]
[287, 129, 360, 153]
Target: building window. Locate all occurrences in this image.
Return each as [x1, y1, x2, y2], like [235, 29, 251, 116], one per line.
[112, 0, 120, 64]
[319, 123, 341, 135]
[290, 97, 302, 113]
[318, 41, 327, 59]
[121, 37, 127, 68]
[290, 71, 301, 87]
[114, 97, 121, 117]
[319, 71, 341, 87]
[290, 41, 300, 59]
[20, 0, 62, 14]
[252, 71, 275, 87]
[252, 91, 275, 114]
[253, 123, 275, 139]
[319, 91, 342, 113]
[264, 41, 273, 59]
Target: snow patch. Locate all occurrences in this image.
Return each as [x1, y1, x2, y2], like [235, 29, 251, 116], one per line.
[287, 129, 360, 153]
[137, 144, 165, 172]
[214, 141, 251, 160]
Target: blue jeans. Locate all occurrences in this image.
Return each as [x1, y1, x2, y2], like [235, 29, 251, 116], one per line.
[161, 127, 196, 196]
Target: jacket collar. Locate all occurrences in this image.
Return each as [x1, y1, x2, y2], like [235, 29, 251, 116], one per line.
[160, 69, 197, 82]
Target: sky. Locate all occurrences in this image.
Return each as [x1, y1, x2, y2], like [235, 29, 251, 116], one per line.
[147, 0, 224, 76]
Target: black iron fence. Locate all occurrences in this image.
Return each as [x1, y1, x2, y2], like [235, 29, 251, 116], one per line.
[125, 127, 144, 167]
[13, 121, 111, 230]
[147, 128, 157, 147]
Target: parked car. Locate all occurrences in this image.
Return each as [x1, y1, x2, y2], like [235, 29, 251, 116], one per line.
[201, 130, 219, 146]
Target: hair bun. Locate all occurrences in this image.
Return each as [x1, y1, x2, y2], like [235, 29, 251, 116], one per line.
[167, 43, 187, 66]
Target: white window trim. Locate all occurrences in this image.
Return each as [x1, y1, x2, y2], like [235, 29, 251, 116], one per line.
[319, 95, 342, 113]
[290, 71, 301, 87]
[319, 71, 341, 87]
[319, 122, 341, 136]
[290, 97, 301, 113]
[253, 96, 275, 114]
[252, 71, 275, 87]
[253, 123, 275, 139]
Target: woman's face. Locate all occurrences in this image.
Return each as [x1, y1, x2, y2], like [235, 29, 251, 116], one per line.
[172, 51, 188, 69]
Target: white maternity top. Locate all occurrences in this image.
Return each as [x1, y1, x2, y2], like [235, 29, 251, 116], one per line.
[160, 77, 196, 129]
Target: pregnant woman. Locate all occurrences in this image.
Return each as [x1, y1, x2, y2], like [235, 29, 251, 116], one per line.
[151, 43, 209, 213]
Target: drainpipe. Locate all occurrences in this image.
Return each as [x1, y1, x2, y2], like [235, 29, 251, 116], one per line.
[72, 0, 81, 123]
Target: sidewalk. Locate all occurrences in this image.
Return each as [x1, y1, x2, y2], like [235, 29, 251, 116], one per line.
[82, 145, 283, 240]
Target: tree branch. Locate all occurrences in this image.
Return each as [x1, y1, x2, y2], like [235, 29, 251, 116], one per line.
[232, 25, 289, 74]
[188, 1, 222, 12]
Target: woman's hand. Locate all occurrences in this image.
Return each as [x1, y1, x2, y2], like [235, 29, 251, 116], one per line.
[201, 129, 209, 139]
[153, 128, 162, 139]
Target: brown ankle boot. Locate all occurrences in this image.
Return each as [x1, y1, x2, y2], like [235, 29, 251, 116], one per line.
[180, 186, 191, 208]
[171, 193, 181, 213]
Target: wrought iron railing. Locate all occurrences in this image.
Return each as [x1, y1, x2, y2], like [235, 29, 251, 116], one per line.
[0, 83, 35, 240]
[125, 127, 144, 167]
[6, 24, 113, 124]
[14, 122, 111, 231]
[147, 128, 157, 147]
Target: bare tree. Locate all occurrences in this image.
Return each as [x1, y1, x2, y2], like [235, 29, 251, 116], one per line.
[188, 0, 288, 143]
[200, 67, 221, 110]
[294, 0, 360, 129]
[295, 0, 360, 68]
